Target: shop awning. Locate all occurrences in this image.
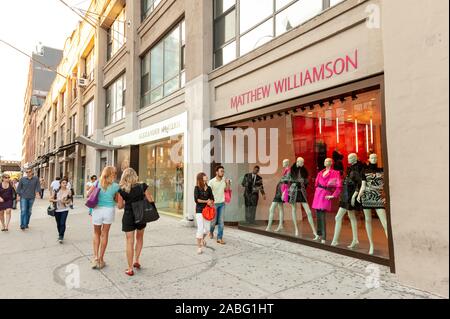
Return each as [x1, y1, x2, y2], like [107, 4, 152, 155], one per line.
[75, 135, 121, 150]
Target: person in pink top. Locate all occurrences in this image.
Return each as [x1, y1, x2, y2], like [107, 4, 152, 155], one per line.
[312, 158, 342, 243]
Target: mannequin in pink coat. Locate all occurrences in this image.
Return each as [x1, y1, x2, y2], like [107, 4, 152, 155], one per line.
[312, 158, 342, 244]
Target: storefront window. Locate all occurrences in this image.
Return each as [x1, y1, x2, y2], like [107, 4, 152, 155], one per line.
[141, 21, 185, 108]
[139, 135, 184, 216]
[218, 88, 389, 259]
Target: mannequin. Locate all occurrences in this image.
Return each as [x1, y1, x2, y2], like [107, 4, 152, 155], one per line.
[357, 153, 388, 255]
[289, 157, 318, 239]
[312, 158, 342, 244]
[331, 153, 365, 249]
[266, 159, 290, 232]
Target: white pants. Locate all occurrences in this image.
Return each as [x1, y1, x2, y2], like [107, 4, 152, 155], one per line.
[92, 206, 115, 226]
[196, 213, 211, 239]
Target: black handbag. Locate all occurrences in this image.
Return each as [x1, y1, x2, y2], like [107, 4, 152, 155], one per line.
[11, 186, 17, 210]
[131, 184, 159, 224]
[47, 205, 56, 217]
[47, 189, 59, 217]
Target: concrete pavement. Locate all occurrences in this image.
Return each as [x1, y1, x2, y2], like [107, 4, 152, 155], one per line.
[0, 197, 442, 299]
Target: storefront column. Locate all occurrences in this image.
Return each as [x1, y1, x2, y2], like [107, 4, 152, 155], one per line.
[183, 0, 213, 221]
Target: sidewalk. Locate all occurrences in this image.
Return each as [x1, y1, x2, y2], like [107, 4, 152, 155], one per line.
[0, 198, 442, 299]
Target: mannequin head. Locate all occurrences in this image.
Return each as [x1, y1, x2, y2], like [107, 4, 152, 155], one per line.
[369, 153, 378, 165]
[282, 159, 290, 168]
[296, 157, 305, 167]
[348, 153, 358, 165]
[324, 158, 333, 169]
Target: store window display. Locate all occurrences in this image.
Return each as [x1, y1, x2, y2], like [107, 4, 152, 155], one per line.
[220, 88, 389, 259]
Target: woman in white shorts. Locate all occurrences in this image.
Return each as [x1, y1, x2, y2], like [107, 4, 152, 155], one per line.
[87, 166, 120, 269]
[194, 172, 215, 254]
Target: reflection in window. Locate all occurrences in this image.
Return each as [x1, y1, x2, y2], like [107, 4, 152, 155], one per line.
[107, 8, 126, 61]
[141, 20, 185, 108]
[84, 99, 94, 137]
[214, 0, 344, 68]
[106, 74, 126, 126]
[142, 0, 162, 20]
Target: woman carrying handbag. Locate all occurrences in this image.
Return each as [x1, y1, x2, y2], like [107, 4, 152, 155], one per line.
[194, 172, 215, 255]
[117, 168, 155, 276]
[49, 178, 72, 243]
[0, 174, 15, 232]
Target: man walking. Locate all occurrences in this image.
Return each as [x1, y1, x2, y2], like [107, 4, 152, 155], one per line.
[208, 166, 230, 245]
[241, 166, 266, 225]
[50, 177, 61, 193]
[16, 168, 41, 230]
[39, 177, 46, 199]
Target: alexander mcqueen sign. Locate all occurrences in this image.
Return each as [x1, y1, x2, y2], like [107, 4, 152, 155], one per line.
[230, 49, 359, 112]
[113, 112, 187, 147]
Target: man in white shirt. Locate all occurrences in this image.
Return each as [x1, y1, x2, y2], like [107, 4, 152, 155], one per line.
[208, 166, 231, 245]
[50, 177, 61, 192]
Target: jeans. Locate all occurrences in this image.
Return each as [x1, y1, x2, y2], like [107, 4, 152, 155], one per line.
[20, 198, 35, 228]
[316, 210, 327, 240]
[210, 203, 225, 240]
[55, 210, 69, 239]
[39, 189, 45, 199]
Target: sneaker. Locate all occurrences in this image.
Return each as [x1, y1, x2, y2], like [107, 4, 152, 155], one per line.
[217, 239, 226, 245]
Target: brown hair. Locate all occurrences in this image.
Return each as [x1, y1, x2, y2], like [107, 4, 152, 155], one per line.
[196, 172, 207, 190]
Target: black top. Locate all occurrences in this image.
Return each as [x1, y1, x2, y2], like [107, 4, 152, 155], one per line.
[290, 164, 309, 187]
[194, 186, 214, 209]
[241, 173, 265, 196]
[119, 183, 148, 212]
[365, 163, 383, 174]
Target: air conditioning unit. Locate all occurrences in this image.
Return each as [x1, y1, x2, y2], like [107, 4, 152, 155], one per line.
[77, 78, 88, 87]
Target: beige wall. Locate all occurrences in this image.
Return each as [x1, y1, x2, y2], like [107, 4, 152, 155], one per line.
[381, 0, 449, 297]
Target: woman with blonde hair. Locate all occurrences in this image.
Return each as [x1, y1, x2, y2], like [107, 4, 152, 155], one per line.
[87, 166, 120, 269]
[117, 168, 154, 276]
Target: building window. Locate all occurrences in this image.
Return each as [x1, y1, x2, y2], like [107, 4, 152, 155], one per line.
[60, 124, 65, 147]
[107, 8, 126, 61]
[85, 47, 95, 82]
[68, 114, 77, 143]
[53, 102, 58, 122]
[141, 20, 185, 108]
[84, 99, 94, 137]
[214, 0, 339, 68]
[142, 0, 162, 20]
[60, 92, 65, 114]
[105, 74, 126, 126]
[53, 132, 57, 150]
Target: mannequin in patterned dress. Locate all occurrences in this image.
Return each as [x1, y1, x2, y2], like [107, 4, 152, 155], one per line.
[357, 153, 388, 255]
[266, 159, 290, 232]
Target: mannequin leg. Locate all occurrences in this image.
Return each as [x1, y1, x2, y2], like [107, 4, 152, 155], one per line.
[301, 203, 319, 240]
[376, 209, 388, 238]
[331, 208, 347, 246]
[275, 203, 284, 232]
[363, 209, 374, 255]
[266, 202, 277, 231]
[290, 204, 299, 237]
[347, 211, 360, 249]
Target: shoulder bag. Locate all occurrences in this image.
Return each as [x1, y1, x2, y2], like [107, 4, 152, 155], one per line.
[47, 188, 59, 217]
[131, 184, 160, 224]
[85, 181, 100, 209]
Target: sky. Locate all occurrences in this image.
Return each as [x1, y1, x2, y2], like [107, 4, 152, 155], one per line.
[0, 0, 90, 161]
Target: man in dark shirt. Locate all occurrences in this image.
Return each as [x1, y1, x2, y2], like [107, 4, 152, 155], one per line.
[241, 166, 266, 225]
[16, 168, 41, 230]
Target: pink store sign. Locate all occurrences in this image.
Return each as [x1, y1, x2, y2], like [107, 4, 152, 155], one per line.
[230, 49, 359, 112]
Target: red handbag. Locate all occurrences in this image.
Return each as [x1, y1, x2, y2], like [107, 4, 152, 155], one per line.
[202, 205, 216, 221]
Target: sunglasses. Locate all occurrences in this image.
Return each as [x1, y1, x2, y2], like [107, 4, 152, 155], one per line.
[2, 177, 10, 179]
